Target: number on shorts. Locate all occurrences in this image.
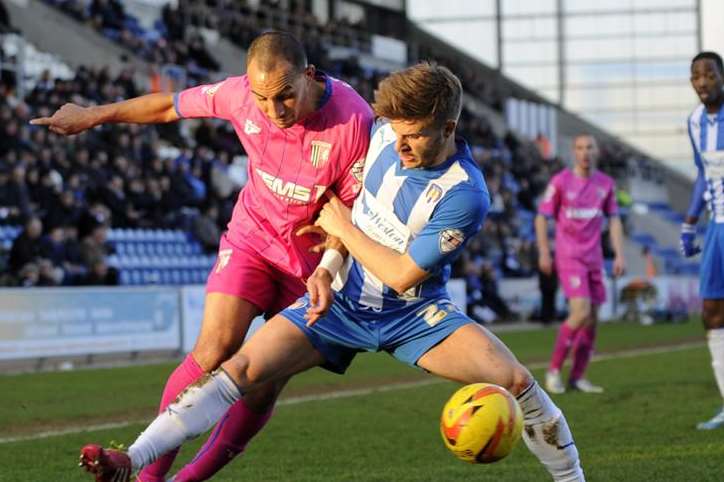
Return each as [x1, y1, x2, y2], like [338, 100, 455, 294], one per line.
[417, 304, 448, 327]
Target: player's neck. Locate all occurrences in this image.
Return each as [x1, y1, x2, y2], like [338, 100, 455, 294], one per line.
[573, 165, 592, 178]
[298, 79, 327, 121]
[429, 137, 458, 168]
[704, 98, 724, 114]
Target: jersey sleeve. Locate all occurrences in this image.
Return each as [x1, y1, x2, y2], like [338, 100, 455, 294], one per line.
[603, 181, 619, 217]
[332, 112, 374, 207]
[407, 186, 489, 273]
[686, 119, 707, 219]
[173, 77, 241, 121]
[537, 174, 561, 218]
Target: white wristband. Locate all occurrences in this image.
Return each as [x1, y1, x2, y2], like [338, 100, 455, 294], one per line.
[318, 249, 344, 277]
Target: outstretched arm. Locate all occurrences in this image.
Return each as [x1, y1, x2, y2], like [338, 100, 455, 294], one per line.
[30, 93, 178, 135]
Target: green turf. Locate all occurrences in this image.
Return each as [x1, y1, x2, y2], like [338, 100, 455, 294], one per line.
[1, 320, 718, 481]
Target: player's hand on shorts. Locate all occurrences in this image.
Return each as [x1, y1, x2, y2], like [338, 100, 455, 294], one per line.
[538, 250, 553, 275]
[612, 254, 626, 277]
[30, 103, 97, 135]
[679, 223, 701, 257]
[315, 192, 352, 239]
[305, 267, 334, 326]
[296, 224, 327, 253]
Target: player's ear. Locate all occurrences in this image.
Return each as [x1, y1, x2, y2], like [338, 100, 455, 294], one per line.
[303, 65, 316, 81]
[443, 120, 456, 138]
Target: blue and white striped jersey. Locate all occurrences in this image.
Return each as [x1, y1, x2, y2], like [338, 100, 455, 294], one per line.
[688, 103, 724, 222]
[331, 120, 490, 310]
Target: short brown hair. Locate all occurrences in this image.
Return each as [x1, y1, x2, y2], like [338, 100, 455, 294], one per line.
[372, 62, 462, 126]
[246, 31, 307, 73]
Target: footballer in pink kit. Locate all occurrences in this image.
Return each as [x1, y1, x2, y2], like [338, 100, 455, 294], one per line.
[175, 63, 369, 313]
[535, 135, 625, 394]
[32, 32, 372, 482]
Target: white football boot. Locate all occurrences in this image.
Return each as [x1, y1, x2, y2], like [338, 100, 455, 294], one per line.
[697, 407, 724, 430]
[569, 379, 604, 394]
[545, 370, 566, 394]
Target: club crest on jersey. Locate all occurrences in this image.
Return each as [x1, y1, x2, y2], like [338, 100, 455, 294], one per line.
[215, 248, 233, 273]
[439, 228, 464, 253]
[565, 191, 576, 200]
[425, 183, 443, 203]
[350, 158, 364, 182]
[310, 141, 332, 168]
[244, 119, 261, 135]
[596, 187, 606, 199]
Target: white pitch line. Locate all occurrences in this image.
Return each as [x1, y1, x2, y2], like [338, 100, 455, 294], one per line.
[0, 341, 704, 445]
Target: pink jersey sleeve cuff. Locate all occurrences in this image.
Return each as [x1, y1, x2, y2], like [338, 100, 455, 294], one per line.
[173, 92, 184, 118]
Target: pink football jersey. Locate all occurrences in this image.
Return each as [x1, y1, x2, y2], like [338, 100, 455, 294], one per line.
[538, 168, 619, 268]
[175, 73, 373, 278]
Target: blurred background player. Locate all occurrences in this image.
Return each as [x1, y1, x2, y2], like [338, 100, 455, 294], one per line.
[536, 135, 626, 394]
[681, 51, 724, 430]
[80, 62, 586, 482]
[33, 31, 373, 481]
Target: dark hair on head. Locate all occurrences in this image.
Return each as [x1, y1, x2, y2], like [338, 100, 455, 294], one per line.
[372, 62, 462, 127]
[692, 51, 724, 74]
[246, 30, 307, 73]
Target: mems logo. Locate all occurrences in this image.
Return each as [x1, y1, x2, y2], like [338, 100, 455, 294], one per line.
[255, 168, 326, 204]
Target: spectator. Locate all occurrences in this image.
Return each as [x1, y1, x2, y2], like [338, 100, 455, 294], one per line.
[8, 216, 44, 273]
[80, 256, 118, 286]
[191, 203, 221, 253]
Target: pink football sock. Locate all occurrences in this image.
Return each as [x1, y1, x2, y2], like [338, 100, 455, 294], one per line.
[137, 354, 205, 482]
[172, 398, 274, 481]
[549, 321, 579, 372]
[569, 324, 597, 382]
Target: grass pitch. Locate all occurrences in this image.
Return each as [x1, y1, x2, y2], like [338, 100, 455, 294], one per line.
[1, 320, 721, 482]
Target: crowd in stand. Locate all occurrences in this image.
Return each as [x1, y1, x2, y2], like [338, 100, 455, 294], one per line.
[0, 61, 247, 287]
[0, 1, 640, 323]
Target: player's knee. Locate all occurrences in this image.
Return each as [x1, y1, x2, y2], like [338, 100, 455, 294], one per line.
[503, 364, 534, 397]
[221, 353, 253, 389]
[192, 337, 241, 371]
[569, 306, 591, 326]
[703, 304, 724, 328]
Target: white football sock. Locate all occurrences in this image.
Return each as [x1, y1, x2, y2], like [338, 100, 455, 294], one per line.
[128, 369, 241, 471]
[707, 328, 724, 403]
[517, 382, 585, 482]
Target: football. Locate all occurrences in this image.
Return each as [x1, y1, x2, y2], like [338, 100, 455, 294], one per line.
[440, 383, 523, 463]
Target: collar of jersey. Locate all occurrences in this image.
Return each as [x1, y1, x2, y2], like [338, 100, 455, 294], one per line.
[699, 101, 724, 126]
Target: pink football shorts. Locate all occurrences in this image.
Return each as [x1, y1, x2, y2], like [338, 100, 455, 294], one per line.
[556, 259, 607, 306]
[206, 233, 307, 317]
